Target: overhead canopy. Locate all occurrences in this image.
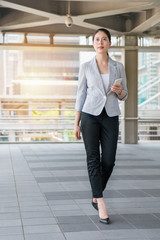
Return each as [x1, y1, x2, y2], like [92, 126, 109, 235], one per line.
[0, 0, 160, 37]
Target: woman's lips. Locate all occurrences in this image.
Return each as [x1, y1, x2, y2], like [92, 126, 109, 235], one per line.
[98, 46, 104, 49]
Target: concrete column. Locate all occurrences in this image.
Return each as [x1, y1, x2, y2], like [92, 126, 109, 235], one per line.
[121, 36, 138, 144]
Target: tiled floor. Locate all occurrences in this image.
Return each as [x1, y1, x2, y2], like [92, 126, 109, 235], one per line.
[0, 142, 160, 240]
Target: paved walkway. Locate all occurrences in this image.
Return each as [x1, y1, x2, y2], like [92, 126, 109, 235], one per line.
[0, 142, 160, 240]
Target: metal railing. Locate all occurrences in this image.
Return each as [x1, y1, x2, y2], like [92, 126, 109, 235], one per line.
[0, 109, 160, 143]
[138, 76, 160, 109]
[138, 118, 160, 141]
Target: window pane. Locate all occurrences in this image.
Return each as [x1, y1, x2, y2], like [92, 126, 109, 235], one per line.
[138, 52, 160, 110]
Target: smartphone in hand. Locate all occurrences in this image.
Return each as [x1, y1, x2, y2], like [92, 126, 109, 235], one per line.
[114, 78, 122, 85]
[106, 78, 122, 95]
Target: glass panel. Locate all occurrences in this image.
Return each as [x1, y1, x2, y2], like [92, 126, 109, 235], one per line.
[138, 52, 160, 110]
[27, 34, 50, 44]
[0, 50, 79, 97]
[138, 37, 160, 46]
[54, 35, 81, 45]
[3, 33, 24, 43]
[138, 51, 160, 141]
[0, 46, 80, 142]
[109, 49, 124, 63]
[0, 33, 3, 43]
[111, 36, 125, 47]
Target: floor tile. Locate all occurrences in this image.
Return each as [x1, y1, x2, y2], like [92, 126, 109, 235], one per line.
[64, 231, 105, 240]
[25, 233, 65, 240]
[59, 222, 98, 232]
[89, 214, 134, 230]
[22, 217, 57, 225]
[0, 235, 24, 240]
[23, 224, 61, 234]
[57, 215, 92, 224]
[1, 143, 160, 240]
[121, 213, 160, 229]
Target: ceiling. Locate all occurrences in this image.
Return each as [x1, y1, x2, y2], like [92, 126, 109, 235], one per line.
[0, 0, 160, 37]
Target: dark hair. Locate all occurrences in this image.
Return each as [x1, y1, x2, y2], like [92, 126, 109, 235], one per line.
[92, 28, 111, 42]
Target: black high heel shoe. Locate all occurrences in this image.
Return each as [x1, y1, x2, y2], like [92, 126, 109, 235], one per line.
[99, 217, 110, 224]
[97, 201, 110, 224]
[92, 201, 98, 211]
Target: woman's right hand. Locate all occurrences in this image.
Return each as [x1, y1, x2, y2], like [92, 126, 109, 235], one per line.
[74, 125, 81, 140]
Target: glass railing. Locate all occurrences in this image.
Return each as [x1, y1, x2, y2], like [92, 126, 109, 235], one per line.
[1, 103, 160, 142]
[0, 99, 76, 142]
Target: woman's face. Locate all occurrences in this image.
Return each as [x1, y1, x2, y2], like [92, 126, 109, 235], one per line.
[93, 31, 111, 54]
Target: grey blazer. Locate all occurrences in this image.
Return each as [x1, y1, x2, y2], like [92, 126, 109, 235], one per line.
[75, 56, 128, 116]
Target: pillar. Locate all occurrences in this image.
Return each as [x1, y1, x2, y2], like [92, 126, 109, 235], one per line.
[121, 36, 138, 144]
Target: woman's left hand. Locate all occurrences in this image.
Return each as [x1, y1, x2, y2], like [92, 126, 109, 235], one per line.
[111, 83, 122, 96]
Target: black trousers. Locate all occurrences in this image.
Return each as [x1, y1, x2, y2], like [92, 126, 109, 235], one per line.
[81, 108, 119, 198]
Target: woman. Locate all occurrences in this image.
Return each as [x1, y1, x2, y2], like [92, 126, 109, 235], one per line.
[74, 28, 128, 224]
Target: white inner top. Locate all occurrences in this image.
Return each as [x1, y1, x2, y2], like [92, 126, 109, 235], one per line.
[101, 73, 109, 93]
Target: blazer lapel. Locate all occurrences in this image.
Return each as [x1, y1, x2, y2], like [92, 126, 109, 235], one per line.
[108, 57, 117, 88]
[92, 56, 106, 95]
[91, 56, 117, 95]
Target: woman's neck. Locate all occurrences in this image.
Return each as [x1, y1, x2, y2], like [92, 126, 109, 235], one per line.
[96, 53, 108, 65]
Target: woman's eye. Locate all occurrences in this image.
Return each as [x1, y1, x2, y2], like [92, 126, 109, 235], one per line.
[95, 38, 107, 41]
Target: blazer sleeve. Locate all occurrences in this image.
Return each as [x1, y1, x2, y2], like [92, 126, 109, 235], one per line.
[75, 63, 87, 111]
[118, 62, 128, 101]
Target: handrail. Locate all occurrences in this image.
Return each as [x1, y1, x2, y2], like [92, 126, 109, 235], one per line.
[0, 118, 160, 143]
[1, 114, 160, 120]
[138, 78, 160, 95]
[0, 108, 75, 111]
[138, 76, 159, 91]
[138, 92, 160, 108]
